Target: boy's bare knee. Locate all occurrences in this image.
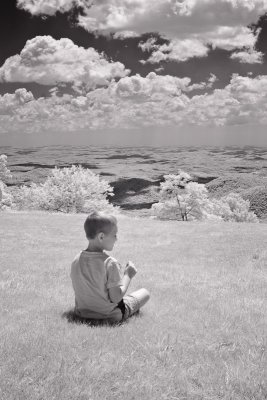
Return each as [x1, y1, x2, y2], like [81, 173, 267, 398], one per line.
[141, 288, 150, 300]
[136, 288, 150, 307]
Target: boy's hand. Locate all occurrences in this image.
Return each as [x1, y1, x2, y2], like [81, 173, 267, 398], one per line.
[125, 261, 137, 278]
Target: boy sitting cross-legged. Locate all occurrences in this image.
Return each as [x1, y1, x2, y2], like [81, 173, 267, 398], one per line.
[70, 211, 150, 323]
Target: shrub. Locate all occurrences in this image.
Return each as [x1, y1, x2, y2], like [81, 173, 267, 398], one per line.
[13, 165, 116, 213]
[241, 185, 267, 219]
[0, 181, 13, 210]
[211, 193, 259, 222]
[151, 199, 181, 220]
[0, 154, 12, 182]
[0, 154, 13, 210]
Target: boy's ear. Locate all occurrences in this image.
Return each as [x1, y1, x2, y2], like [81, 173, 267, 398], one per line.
[97, 232, 105, 240]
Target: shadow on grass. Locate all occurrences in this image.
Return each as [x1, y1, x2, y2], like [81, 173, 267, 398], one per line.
[61, 309, 141, 327]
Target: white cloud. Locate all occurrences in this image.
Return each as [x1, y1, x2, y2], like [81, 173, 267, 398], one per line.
[76, 0, 267, 38]
[141, 38, 209, 63]
[110, 72, 195, 97]
[207, 74, 218, 88]
[139, 38, 158, 52]
[208, 26, 259, 50]
[0, 35, 129, 87]
[113, 31, 140, 39]
[155, 67, 164, 73]
[230, 49, 264, 63]
[139, 26, 261, 63]
[179, 74, 267, 126]
[17, 0, 87, 16]
[173, 0, 267, 16]
[2, 73, 267, 134]
[17, 1, 267, 63]
[0, 89, 34, 115]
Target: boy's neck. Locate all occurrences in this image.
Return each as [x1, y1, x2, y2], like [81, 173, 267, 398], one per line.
[86, 242, 104, 253]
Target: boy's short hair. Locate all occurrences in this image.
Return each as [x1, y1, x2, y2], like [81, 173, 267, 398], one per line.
[84, 211, 117, 239]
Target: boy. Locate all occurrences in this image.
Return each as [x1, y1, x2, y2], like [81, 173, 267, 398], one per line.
[70, 211, 150, 323]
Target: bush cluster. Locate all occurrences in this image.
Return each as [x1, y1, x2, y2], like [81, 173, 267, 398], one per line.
[12, 165, 115, 213]
[151, 171, 258, 222]
[0, 155, 14, 211]
[0, 181, 13, 211]
[1, 155, 116, 214]
[241, 185, 267, 219]
[0, 154, 12, 182]
[0, 155, 261, 222]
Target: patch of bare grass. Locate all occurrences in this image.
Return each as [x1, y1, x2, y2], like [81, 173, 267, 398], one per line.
[0, 212, 266, 399]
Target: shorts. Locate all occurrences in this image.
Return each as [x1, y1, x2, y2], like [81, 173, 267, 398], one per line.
[117, 294, 140, 321]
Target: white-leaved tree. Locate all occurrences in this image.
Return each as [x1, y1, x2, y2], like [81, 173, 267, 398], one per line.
[13, 165, 116, 213]
[152, 171, 192, 220]
[0, 155, 13, 210]
[151, 170, 258, 222]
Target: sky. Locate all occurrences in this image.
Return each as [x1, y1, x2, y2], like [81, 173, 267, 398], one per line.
[1, 0, 267, 147]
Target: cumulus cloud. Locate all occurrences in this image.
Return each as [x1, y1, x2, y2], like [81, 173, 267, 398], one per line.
[113, 31, 140, 39]
[138, 38, 158, 52]
[72, 0, 267, 37]
[177, 74, 267, 126]
[139, 26, 261, 63]
[17, 0, 267, 63]
[207, 74, 218, 88]
[2, 72, 267, 133]
[230, 49, 264, 63]
[140, 38, 209, 63]
[109, 72, 194, 97]
[208, 26, 259, 50]
[17, 0, 88, 16]
[172, 0, 267, 16]
[0, 89, 34, 115]
[0, 35, 129, 87]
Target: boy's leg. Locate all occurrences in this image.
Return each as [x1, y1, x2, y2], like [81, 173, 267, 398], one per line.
[123, 288, 150, 320]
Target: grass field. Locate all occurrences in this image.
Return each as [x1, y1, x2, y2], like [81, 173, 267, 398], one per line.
[0, 211, 266, 400]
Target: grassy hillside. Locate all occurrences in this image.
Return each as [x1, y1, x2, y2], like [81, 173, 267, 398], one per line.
[0, 212, 266, 400]
[206, 174, 267, 220]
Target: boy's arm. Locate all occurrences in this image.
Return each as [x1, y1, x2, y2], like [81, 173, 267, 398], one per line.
[108, 274, 131, 303]
[108, 262, 137, 303]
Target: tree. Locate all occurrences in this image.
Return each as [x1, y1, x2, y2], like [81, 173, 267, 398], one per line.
[153, 171, 192, 220]
[151, 171, 258, 222]
[181, 181, 212, 220]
